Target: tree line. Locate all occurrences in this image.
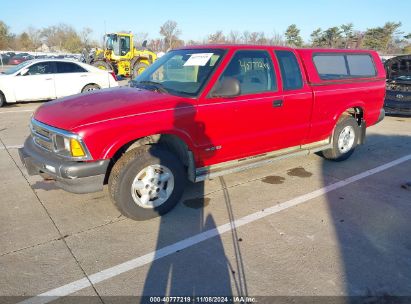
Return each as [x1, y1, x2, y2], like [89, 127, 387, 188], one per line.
[0, 21, 95, 53]
[1, 19, 410, 54]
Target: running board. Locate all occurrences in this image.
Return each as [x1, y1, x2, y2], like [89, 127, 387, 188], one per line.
[194, 139, 331, 182]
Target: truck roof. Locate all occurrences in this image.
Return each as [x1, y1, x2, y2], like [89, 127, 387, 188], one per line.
[179, 44, 377, 54]
[179, 44, 294, 51]
[297, 48, 377, 55]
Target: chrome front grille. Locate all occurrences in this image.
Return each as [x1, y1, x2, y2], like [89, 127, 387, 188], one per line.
[33, 123, 51, 138]
[31, 122, 54, 152]
[29, 118, 92, 161]
[33, 136, 54, 151]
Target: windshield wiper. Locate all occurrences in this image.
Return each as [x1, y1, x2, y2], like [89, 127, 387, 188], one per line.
[136, 80, 169, 94]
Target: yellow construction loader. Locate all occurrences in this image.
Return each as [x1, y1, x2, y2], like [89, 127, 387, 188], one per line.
[83, 32, 156, 78]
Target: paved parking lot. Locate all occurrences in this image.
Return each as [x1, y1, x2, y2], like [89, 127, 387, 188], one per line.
[1, 97, 411, 302]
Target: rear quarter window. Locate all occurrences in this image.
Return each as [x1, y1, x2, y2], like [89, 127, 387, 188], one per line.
[346, 55, 376, 77]
[313, 53, 376, 80]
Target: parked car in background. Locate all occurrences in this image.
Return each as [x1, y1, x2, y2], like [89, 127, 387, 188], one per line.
[0, 59, 118, 107]
[8, 54, 34, 65]
[17, 52, 31, 56]
[5, 52, 16, 58]
[65, 54, 80, 61]
[0, 52, 18, 64]
[19, 45, 385, 220]
[384, 55, 411, 115]
[34, 55, 47, 59]
[0, 53, 11, 64]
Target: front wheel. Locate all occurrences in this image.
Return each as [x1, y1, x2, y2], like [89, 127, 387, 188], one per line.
[92, 60, 114, 71]
[132, 62, 149, 78]
[108, 146, 186, 220]
[321, 115, 359, 161]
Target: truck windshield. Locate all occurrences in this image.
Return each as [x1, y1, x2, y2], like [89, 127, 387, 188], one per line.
[131, 49, 225, 97]
[105, 35, 114, 50]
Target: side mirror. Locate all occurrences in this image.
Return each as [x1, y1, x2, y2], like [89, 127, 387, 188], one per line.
[20, 68, 29, 76]
[210, 77, 240, 98]
[142, 40, 147, 48]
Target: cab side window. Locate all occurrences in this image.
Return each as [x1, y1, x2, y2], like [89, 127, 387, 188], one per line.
[217, 50, 277, 95]
[120, 36, 131, 55]
[27, 62, 54, 75]
[56, 62, 87, 73]
[275, 51, 303, 90]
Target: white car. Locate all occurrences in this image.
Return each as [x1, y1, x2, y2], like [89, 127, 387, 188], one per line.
[0, 59, 118, 107]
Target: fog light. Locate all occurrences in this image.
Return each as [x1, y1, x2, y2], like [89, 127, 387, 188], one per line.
[45, 164, 56, 173]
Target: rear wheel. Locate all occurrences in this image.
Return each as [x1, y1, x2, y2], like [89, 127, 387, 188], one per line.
[108, 146, 186, 220]
[322, 115, 359, 161]
[132, 62, 148, 78]
[81, 84, 100, 93]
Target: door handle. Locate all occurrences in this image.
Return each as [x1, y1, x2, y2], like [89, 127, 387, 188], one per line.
[45, 78, 52, 80]
[272, 99, 283, 107]
[80, 75, 88, 77]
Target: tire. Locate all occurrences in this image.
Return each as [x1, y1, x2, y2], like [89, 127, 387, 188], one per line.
[321, 115, 359, 162]
[0, 92, 6, 107]
[92, 60, 113, 71]
[132, 62, 148, 79]
[81, 84, 101, 93]
[108, 145, 187, 220]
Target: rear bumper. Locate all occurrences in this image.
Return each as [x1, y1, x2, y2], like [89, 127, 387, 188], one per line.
[376, 108, 385, 124]
[19, 137, 110, 194]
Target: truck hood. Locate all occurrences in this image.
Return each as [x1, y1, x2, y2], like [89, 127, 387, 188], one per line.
[34, 87, 184, 131]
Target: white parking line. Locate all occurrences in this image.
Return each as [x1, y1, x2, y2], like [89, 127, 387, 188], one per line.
[0, 109, 34, 114]
[0, 144, 23, 150]
[19, 153, 411, 304]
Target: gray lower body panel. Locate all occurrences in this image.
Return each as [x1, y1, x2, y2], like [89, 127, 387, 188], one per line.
[19, 137, 110, 194]
[195, 139, 332, 182]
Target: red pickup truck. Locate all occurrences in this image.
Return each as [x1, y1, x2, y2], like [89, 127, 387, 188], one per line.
[19, 45, 386, 220]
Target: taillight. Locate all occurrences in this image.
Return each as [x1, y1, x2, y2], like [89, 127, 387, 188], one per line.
[110, 71, 117, 81]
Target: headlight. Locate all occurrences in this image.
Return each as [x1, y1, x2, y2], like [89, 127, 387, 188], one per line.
[54, 135, 86, 158]
[31, 118, 91, 160]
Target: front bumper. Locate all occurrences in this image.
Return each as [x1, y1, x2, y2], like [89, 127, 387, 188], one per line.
[19, 137, 110, 194]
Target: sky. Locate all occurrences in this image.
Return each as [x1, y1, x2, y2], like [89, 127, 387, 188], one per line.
[1, 0, 410, 43]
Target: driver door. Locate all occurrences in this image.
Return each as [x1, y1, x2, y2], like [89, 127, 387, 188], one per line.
[14, 61, 56, 101]
[196, 50, 283, 166]
[196, 49, 312, 167]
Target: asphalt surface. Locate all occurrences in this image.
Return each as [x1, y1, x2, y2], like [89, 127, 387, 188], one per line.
[1, 64, 411, 303]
